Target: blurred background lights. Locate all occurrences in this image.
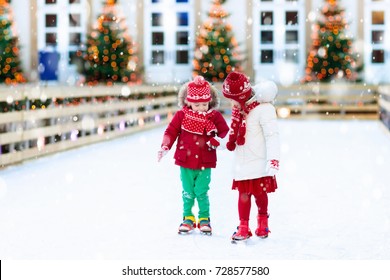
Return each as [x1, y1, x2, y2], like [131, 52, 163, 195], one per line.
[121, 86, 131, 97]
[138, 117, 145, 127]
[37, 136, 45, 151]
[119, 120, 126, 131]
[70, 130, 79, 141]
[277, 107, 291, 118]
[81, 116, 95, 131]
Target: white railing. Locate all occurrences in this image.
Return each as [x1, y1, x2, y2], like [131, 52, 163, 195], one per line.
[0, 84, 179, 167]
[218, 83, 379, 119]
[0, 83, 382, 167]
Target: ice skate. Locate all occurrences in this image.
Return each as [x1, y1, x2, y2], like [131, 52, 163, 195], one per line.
[178, 216, 196, 234]
[255, 214, 270, 238]
[231, 220, 252, 243]
[198, 218, 212, 235]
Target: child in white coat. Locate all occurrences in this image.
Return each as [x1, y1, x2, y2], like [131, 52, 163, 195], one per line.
[222, 71, 280, 241]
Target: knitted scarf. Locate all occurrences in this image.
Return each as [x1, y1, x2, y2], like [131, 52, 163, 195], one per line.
[226, 100, 260, 151]
[181, 106, 217, 135]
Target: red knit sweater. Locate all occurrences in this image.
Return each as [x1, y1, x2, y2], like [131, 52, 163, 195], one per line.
[162, 109, 229, 169]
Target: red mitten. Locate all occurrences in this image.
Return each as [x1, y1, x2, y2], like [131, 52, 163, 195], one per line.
[226, 141, 236, 151]
[207, 137, 220, 149]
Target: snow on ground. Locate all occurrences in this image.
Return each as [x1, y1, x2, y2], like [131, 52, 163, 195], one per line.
[1, 119, 390, 260]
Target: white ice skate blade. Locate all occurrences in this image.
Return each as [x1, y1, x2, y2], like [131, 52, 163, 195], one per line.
[231, 238, 249, 244]
[178, 230, 193, 235]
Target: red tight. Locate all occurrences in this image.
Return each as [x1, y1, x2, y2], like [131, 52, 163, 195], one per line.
[238, 191, 268, 221]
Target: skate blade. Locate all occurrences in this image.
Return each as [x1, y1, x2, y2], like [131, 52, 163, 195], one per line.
[178, 230, 193, 235]
[231, 238, 249, 244]
[200, 231, 212, 236]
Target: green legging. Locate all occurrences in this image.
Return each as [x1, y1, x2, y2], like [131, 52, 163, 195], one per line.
[180, 167, 211, 219]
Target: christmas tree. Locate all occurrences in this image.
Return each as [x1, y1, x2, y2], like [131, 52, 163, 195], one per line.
[303, 0, 357, 83]
[82, 0, 140, 86]
[193, 0, 242, 82]
[0, 0, 26, 85]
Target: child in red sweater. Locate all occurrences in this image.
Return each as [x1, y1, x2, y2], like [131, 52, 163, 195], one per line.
[158, 76, 229, 235]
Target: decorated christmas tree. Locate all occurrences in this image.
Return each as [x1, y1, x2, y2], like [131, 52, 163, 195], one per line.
[193, 0, 242, 82]
[303, 0, 357, 83]
[0, 0, 26, 85]
[82, 0, 140, 85]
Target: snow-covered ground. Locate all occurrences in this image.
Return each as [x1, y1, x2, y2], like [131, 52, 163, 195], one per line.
[1, 119, 390, 260]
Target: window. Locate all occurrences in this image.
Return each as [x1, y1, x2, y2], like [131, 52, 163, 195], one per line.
[372, 50, 385, 63]
[152, 51, 164, 64]
[372, 31, 384, 44]
[286, 30, 298, 43]
[176, 31, 189, 45]
[261, 31, 273, 44]
[152, 32, 164, 45]
[286, 11, 298, 25]
[285, 49, 298, 63]
[46, 33, 57, 45]
[69, 14, 81, 27]
[45, 14, 57, 27]
[261, 12, 273, 25]
[152, 13, 163, 26]
[372, 11, 385, 24]
[176, 50, 188, 64]
[261, 50, 274, 63]
[177, 12, 188, 26]
[69, 33, 81, 45]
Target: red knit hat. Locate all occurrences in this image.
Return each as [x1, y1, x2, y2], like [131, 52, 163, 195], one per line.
[186, 76, 211, 103]
[222, 72, 252, 104]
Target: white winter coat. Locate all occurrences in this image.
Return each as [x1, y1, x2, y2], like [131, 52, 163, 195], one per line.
[232, 81, 280, 181]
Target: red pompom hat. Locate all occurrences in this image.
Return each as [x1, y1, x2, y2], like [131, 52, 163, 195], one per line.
[186, 76, 211, 103]
[222, 72, 252, 105]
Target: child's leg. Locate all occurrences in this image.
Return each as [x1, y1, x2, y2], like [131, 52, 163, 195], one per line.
[238, 191, 252, 220]
[193, 168, 211, 219]
[232, 191, 253, 240]
[254, 191, 270, 237]
[254, 192, 268, 215]
[180, 167, 197, 218]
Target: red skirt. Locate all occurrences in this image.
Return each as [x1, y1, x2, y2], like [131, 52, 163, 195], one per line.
[232, 176, 277, 195]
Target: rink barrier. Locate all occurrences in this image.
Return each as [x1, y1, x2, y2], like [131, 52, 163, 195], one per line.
[0, 84, 179, 167]
[218, 83, 379, 120]
[0, 83, 382, 167]
[378, 85, 390, 131]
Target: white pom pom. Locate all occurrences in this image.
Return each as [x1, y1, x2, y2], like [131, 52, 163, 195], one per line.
[193, 76, 205, 85]
[253, 80, 278, 102]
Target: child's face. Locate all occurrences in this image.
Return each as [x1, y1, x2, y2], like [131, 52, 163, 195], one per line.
[190, 102, 209, 112]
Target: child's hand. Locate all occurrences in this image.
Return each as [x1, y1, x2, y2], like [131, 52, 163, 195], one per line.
[206, 137, 220, 149]
[157, 146, 169, 162]
[266, 159, 279, 176]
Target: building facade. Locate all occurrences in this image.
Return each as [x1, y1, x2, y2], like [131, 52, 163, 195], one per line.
[10, 0, 390, 85]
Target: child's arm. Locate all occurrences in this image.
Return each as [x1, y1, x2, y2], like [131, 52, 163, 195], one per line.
[259, 103, 280, 176]
[206, 111, 229, 149]
[158, 111, 183, 161]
